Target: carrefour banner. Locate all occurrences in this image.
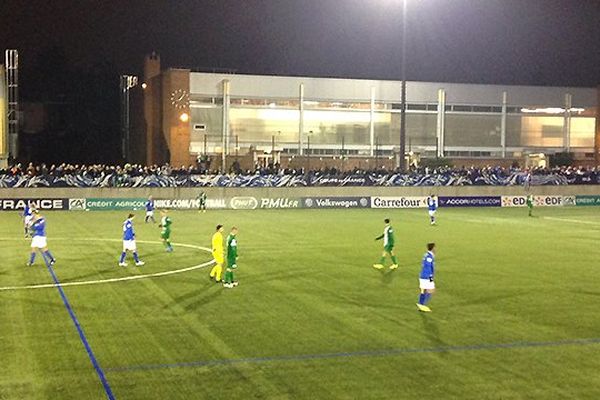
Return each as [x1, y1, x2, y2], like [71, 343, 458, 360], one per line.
[575, 195, 600, 206]
[370, 196, 428, 209]
[439, 196, 501, 207]
[302, 197, 370, 209]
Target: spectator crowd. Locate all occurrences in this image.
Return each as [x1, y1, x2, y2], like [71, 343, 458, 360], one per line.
[1, 162, 599, 187]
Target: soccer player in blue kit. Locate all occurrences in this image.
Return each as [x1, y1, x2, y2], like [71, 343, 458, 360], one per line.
[427, 195, 437, 225]
[22, 201, 34, 237]
[145, 196, 156, 223]
[27, 210, 56, 266]
[416, 243, 436, 312]
[119, 213, 145, 267]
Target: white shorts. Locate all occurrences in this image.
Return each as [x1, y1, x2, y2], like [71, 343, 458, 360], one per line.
[31, 236, 47, 249]
[123, 240, 137, 251]
[419, 278, 435, 290]
[428, 210, 436, 217]
[24, 215, 33, 226]
[146, 210, 154, 217]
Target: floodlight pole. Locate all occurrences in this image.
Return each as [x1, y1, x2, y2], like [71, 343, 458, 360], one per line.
[399, 0, 408, 171]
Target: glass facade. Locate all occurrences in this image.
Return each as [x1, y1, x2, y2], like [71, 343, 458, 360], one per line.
[189, 99, 596, 156]
[570, 117, 595, 148]
[445, 114, 501, 147]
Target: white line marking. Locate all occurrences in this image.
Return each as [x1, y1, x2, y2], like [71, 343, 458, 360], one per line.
[0, 238, 214, 292]
[543, 217, 600, 226]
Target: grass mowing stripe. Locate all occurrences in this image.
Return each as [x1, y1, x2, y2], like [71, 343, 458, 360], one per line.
[105, 337, 600, 373]
[44, 259, 116, 400]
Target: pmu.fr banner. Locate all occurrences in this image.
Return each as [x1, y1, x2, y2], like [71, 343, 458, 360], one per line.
[575, 195, 600, 206]
[0, 198, 68, 211]
[302, 197, 371, 209]
[438, 196, 501, 207]
[370, 196, 428, 209]
[258, 198, 300, 209]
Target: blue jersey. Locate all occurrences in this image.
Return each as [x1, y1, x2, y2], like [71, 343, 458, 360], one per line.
[145, 200, 154, 212]
[24, 205, 33, 217]
[31, 218, 46, 238]
[427, 197, 437, 211]
[123, 219, 135, 240]
[420, 251, 435, 279]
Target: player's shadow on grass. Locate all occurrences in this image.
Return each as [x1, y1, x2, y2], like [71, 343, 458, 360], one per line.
[378, 264, 411, 285]
[419, 314, 446, 348]
[170, 285, 225, 311]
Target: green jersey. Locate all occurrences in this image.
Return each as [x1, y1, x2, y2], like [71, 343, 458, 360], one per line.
[198, 192, 207, 204]
[376, 225, 395, 249]
[160, 216, 172, 233]
[526, 195, 533, 208]
[226, 233, 238, 266]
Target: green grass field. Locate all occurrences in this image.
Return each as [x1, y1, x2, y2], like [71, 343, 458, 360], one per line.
[1, 207, 600, 400]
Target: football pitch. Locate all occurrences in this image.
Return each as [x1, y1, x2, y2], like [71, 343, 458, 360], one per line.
[1, 207, 600, 400]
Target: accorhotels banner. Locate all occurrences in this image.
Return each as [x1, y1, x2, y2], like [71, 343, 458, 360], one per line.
[303, 197, 371, 209]
[439, 196, 501, 207]
[575, 195, 600, 206]
[370, 196, 428, 209]
[0, 198, 68, 211]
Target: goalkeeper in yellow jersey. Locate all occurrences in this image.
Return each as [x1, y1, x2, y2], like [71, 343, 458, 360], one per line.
[209, 224, 224, 283]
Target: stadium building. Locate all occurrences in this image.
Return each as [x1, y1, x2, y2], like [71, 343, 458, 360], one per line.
[130, 53, 600, 170]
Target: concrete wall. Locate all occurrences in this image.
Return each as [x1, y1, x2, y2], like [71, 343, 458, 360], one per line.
[2, 185, 599, 200]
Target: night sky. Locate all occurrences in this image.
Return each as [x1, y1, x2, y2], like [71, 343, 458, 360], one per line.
[2, 0, 599, 86]
[1, 0, 599, 163]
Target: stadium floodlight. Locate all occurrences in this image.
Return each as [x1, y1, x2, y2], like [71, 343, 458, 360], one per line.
[179, 112, 189, 122]
[141, 82, 147, 90]
[379, 0, 414, 170]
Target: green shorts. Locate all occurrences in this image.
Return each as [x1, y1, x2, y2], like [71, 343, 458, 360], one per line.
[161, 230, 171, 240]
[227, 260, 237, 269]
[384, 245, 394, 253]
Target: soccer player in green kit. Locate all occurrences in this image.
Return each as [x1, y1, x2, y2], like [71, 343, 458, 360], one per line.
[373, 218, 398, 270]
[198, 191, 207, 213]
[527, 194, 534, 217]
[159, 210, 173, 252]
[224, 227, 239, 288]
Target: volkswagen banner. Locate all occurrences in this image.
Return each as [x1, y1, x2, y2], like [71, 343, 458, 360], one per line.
[303, 197, 370, 209]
